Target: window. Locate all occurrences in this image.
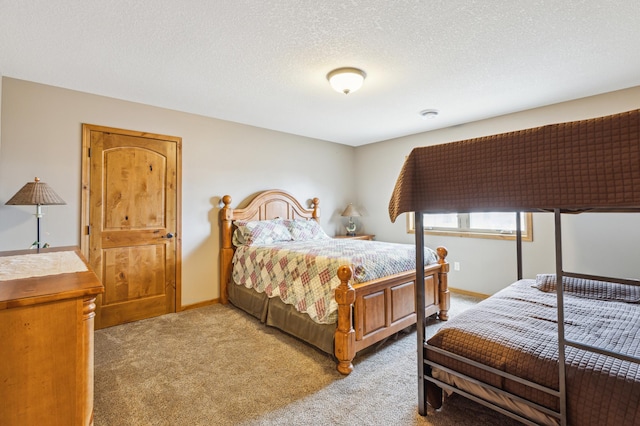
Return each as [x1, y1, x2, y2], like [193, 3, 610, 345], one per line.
[407, 212, 533, 241]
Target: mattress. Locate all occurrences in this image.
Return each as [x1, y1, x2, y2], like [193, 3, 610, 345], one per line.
[426, 279, 640, 425]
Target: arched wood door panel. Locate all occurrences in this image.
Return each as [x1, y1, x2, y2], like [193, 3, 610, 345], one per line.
[81, 124, 181, 329]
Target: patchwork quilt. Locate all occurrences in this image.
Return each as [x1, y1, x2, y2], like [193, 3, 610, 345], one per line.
[232, 239, 438, 324]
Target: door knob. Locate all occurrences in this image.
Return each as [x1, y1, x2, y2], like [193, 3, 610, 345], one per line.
[161, 232, 175, 239]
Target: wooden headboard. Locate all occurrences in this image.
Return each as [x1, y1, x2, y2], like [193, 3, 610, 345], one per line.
[218, 189, 320, 304]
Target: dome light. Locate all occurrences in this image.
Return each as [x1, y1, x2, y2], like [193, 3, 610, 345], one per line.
[327, 67, 366, 95]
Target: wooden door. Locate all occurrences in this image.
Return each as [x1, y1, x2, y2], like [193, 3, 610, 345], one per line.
[81, 124, 181, 329]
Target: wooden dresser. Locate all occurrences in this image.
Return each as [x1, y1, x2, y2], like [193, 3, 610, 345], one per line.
[0, 246, 104, 426]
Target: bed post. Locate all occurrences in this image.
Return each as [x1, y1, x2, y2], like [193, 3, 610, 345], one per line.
[436, 246, 450, 321]
[334, 265, 356, 375]
[424, 246, 448, 410]
[311, 197, 320, 222]
[219, 195, 234, 304]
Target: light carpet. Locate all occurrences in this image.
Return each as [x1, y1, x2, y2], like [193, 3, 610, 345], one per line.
[94, 293, 522, 426]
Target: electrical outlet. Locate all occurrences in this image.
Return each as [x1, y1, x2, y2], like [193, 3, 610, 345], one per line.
[454, 262, 460, 271]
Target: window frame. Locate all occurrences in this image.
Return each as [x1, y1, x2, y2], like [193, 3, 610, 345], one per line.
[406, 211, 533, 241]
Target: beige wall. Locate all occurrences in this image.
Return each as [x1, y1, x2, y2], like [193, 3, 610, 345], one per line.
[0, 77, 356, 307]
[2, 77, 639, 300]
[355, 86, 640, 294]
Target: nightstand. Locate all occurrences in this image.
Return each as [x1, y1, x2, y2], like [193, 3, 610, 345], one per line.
[334, 234, 375, 241]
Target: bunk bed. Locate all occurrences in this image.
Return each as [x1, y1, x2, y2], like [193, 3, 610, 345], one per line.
[219, 189, 449, 374]
[388, 109, 640, 425]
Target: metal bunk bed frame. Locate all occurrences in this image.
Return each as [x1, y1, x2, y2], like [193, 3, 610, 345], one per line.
[388, 108, 640, 425]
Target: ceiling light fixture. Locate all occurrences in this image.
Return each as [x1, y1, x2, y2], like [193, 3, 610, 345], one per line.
[420, 109, 439, 119]
[327, 67, 366, 95]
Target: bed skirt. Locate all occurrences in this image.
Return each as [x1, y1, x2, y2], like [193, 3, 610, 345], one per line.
[228, 283, 336, 354]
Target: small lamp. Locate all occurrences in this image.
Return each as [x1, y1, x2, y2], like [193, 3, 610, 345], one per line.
[341, 203, 361, 236]
[5, 177, 66, 249]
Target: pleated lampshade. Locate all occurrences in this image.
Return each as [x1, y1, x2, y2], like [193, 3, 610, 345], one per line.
[5, 177, 66, 206]
[341, 203, 361, 218]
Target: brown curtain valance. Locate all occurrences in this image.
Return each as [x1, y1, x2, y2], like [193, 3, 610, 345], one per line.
[389, 109, 640, 222]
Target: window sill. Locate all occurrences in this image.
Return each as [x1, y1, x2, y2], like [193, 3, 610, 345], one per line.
[410, 229, 532, 242]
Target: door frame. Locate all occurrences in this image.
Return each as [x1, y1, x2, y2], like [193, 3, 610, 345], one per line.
[80, 124, 183, 311]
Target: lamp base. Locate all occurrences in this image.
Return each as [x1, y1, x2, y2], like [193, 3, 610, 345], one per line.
[346, 231, 356, 237]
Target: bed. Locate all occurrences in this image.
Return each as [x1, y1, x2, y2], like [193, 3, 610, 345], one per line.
[219, 189, 450, 374]
[388, 109, 640, 425]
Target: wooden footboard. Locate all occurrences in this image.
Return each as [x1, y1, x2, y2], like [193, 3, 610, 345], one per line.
[334, 248, 449, 374]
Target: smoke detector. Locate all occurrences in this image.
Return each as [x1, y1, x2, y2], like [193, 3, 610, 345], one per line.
[419, 109, 439, 119]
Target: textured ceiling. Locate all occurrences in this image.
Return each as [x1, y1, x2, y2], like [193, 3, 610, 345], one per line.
[1, 1, 640, 146]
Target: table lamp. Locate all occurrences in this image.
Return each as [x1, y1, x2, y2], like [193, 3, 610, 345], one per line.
[5, 177, 66, 249]
[341, 203, 361, 236]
